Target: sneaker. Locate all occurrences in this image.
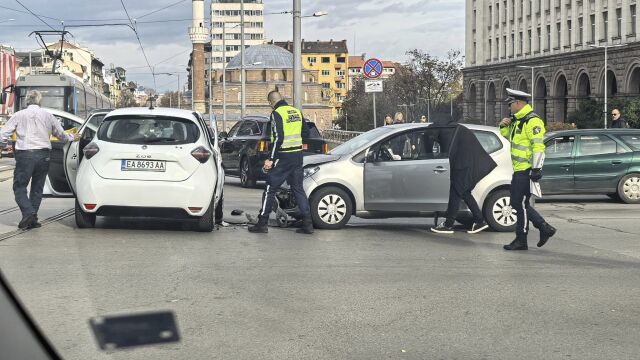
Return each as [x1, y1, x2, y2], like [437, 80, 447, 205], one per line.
[467, 221, 489, 234]
[430, 222, 454, 234]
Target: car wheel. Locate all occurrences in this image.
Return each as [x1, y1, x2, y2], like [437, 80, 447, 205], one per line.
[240, 157, 256, 188]
[75, 200, 96, 229]
[197, 195, 215, 232]
[617, 173, 640, 204]
[310, 186, 352, 230]
[483, 189, 516, 232]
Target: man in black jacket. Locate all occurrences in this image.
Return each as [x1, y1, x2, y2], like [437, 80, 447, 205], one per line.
[430, 119, 497, 234]
[611, 109, 629, 128]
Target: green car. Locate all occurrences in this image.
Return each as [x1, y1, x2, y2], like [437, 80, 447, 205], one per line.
[541, 129, 640, 203]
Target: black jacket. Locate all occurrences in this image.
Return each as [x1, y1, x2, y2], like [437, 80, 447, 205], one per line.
[611, 117, 628, 128]
[431, 120, 497, 195]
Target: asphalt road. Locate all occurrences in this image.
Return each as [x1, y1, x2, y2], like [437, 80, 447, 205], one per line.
[1, 175, 639, 360]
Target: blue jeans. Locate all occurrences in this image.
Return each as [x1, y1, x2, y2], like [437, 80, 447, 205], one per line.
[13, 149, 51, 218]
[511, 170, 545, 236]
[258, 152, 311, 219]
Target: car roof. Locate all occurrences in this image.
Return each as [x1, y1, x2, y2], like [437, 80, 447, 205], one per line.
[549, 128, 640, 135]
[42, 107, 85, 124]
[386, 122, 502, 134]
[105, 107, 199, 121]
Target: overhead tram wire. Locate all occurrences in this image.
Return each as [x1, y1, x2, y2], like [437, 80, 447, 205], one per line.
[137, 0, 188, 19]
[120, 0, 156, 89]
[14, 0, 57, 31]
[0, 4, 63, 22]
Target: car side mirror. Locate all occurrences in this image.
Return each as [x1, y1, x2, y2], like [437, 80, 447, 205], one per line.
[365, 148, 376, 163]
[219, 131, 228, 139]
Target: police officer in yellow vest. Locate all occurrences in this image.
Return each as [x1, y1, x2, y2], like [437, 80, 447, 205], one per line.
[499, 88, 556, 250]
[249, 90, 314, 234]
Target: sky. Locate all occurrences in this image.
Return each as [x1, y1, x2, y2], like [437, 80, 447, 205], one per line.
[0, 0, 465, 92]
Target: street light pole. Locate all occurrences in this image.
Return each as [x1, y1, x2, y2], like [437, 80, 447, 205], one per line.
[223, 25, 227, 132]
[240, 0, 246, 119]
[476, 79, 493, 126]
[589, 44, 626, 129]
[293, 0, 302, 109]
[516, 65, 549, 110]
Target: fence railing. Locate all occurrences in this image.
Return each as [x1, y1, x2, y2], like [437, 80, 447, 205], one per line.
[322, 129, 363, 145]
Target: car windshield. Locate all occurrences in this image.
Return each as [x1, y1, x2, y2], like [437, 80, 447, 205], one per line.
[329, 127, 393, 155]
[97, 116, 199, 145]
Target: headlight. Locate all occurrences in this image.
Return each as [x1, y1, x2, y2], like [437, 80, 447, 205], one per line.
[303, 166, 320, 178]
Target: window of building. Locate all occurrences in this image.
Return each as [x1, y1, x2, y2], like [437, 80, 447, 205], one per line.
[496, 3, 500, 26]
[496, 37, 500, 59]
[537, 27, 541, 51]
[322, 82, 331, 89]
[488, 38, 493, 59]
[473, 41, 477, 60]
[528, 29, 532, 52]
[632, 5, 637, 36]
[556, 22, 561, 48]
[538, 0, 541, 14]
[504, 0, 508, 22]
[321, 70, 331, 76]
[616, 8, 622, 38]
[603, 11, 609, 40]
[578, 17, 583, 43]
[511, 34, 515, 55]
[336, 70, 345, 76]
[321, 57, 331, 63]
[528, 0, 532, 16]
[511, 0, 515, 20]
[473, 10, 477, 28]
[590, 14, 596, 42]
[546, 25, 551, 50]
[519, 32, 523, 53]
[503, 35, 507, 57]
[489, 5, 493, 27]
[567, 20, 572, 47]
[336, 82, 345, 89]
[308, 57, 317, 65]
[337, 57, 346, 63]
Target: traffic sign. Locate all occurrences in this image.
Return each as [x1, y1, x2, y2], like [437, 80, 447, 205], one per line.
[365, 79, 383, 93]
[363, 58, 383, 79]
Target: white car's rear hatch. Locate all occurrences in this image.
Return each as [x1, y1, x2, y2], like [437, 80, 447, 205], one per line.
[88, 115, 204, 182]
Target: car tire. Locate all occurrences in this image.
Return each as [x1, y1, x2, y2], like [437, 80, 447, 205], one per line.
[310, 186, 352, 229]
[617, 173, 640, 204]
[483, 189, 516, 232]
[240, 157, 256, 188]
[197, 195, 216, 232]
[75, 200, 96, 229]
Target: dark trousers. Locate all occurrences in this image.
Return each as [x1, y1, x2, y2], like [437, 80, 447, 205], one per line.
[444, 183, 483, 227]
[511, 170, 545, 236]
[258, 152, 311, 219]
[13, 149, 51, 218]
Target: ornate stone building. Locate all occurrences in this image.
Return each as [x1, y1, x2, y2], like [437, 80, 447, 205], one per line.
[210, 44, 333, 131]
[464, 0, 640, 125]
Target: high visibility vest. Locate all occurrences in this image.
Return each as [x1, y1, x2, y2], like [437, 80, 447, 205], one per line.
[499, 104, 546, 172]
[272, 105, 303, 153]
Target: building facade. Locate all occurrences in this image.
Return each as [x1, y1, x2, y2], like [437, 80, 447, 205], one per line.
[464, 0, 640, 125]
[209, 44, 333, 131]
[210, 0, 265, 71]
[273, 40, 349, 119]
[348, 55, 398, 91]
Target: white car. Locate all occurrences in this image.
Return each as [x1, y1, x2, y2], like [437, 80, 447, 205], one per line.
[62, 107, 225, 232]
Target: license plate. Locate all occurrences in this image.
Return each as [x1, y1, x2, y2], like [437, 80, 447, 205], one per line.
[121, 160, 166, 172]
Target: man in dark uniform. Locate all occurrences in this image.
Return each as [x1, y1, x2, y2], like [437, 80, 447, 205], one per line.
[248, 91, 314, 234]
[499, 88, 556, 250]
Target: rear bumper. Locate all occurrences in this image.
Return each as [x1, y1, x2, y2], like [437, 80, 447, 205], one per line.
[76, 165, 217, 217]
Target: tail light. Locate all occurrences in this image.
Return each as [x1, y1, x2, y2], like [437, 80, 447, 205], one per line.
[188, 207, 203, 213]
[322, 143, 329, 154]
[83, 143, 100, 159]
[257, 140, 270, 153]
[84, 204, 96, 210]
[191, 146, 211, 163]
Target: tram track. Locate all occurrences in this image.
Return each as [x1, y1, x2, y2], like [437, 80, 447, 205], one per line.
[0, 208, 75, 242]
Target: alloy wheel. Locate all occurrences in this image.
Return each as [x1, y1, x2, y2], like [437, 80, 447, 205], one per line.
[623, 176, 640, 201]
[317, 194, 347, 224]
[492, 196, 517, 227]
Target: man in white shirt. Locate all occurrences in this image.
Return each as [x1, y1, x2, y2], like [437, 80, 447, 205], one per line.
[0, 90, 79, 229]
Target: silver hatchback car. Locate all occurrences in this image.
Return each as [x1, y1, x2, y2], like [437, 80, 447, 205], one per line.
[279, 123, 517, 232]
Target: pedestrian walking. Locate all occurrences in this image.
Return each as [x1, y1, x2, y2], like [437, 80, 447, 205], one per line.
[430, 118, 496, 234]
[611, 109, 629, 128]
[248, 90, 314, 234]
[499, 88, 556, 250]
[0, 90, 79, 229]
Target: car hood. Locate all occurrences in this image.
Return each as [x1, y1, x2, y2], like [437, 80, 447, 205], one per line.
[303, 154, 341, 167]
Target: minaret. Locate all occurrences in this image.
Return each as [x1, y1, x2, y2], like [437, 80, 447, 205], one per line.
[189, 0, 209, 113]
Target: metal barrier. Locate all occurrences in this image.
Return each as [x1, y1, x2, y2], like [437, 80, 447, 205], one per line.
[322, 129, 363, 145]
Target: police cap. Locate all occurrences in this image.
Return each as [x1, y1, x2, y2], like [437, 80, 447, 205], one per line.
[504, 88, 531, 103]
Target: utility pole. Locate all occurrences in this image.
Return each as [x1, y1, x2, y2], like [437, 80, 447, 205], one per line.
[293, 0, 302, 109]
[476, 79, 493, 126]
[589, 44, 626, 129]
[240, 0, 246, 119]
[516, 65, 549, 110]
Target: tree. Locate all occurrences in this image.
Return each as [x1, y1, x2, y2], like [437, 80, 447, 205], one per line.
[567, 98, 640, 129]
[338, 49, 464, 132]
[159, 91, 183, 108]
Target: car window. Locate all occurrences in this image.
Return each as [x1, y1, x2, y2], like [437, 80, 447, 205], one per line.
[377, 127, 453, 162]
[473, 130, 503, 153]
[237, 121, 260, 136]
[227, 121, 242, 137]
[578, 135, 623, 156]
[618, 134, 640, 151]
[88, 114, 106, 128]
[545, 136, 575, 158]
[330, 126, 392, 156]
[54, 115, 80, 131]
[98, 116, 199, 145]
